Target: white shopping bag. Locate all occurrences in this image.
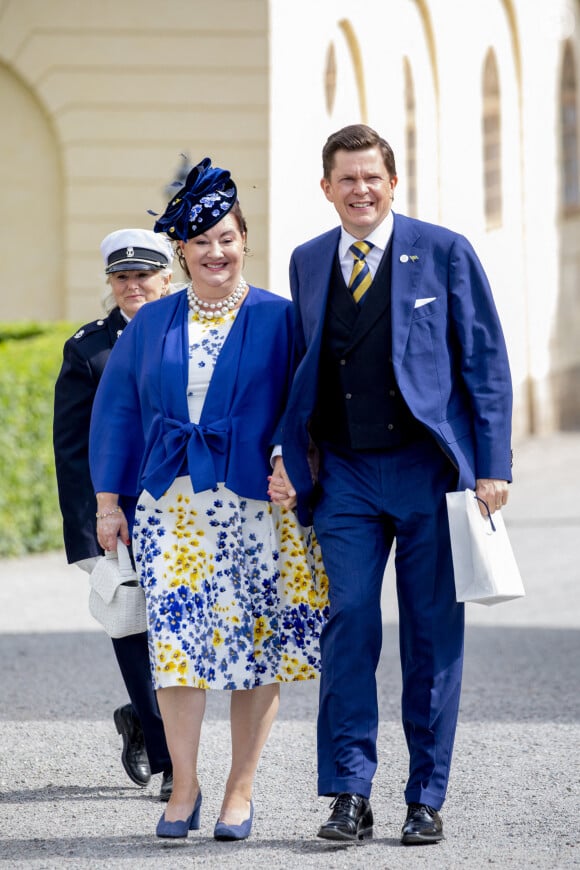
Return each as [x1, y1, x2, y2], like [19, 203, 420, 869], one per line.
[446, 489, 525, 606]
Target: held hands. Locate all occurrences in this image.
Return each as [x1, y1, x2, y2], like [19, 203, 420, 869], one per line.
[95, 495, 130, 552]
[267, 456, 297, 510]
[475, 478, 509, 517]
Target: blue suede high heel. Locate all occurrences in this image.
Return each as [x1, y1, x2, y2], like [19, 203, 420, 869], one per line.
[213, 800, 254, 841]
[156, 791, 202, 838]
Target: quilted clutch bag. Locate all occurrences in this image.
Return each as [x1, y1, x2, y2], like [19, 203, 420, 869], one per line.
[88, 540, 147, 637]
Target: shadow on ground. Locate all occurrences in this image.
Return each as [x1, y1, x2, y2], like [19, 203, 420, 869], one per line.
[4, 624, 579, 723]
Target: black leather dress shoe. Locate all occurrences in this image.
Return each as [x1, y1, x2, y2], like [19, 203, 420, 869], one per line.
[159, 770, 173, 802]
[401, 803, 444, 845]
[317, 793, 373, 842]
[113, 704, 151, 787]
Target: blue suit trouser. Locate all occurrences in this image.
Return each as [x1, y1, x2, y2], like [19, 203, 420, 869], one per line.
[313, 436, 464, 810]
[111, 631, 171, 774]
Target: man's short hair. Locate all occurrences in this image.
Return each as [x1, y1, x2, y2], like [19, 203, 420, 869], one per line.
[322, 124, 397, 179]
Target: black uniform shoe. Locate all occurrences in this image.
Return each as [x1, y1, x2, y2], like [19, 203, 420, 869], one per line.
[317, 793, 373, 842]
[113, 704, 151, 787]
[159, 770, 173, 802]
[401, 803, 444, 845]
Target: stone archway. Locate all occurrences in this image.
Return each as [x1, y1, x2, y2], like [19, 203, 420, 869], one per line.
[0, 65, 64, 321]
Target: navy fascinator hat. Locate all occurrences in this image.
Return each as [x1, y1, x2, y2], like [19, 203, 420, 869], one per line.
[150, 157, 237, 241]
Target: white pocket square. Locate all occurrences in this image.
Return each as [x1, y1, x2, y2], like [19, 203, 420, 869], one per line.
[414, 297, 436, 308]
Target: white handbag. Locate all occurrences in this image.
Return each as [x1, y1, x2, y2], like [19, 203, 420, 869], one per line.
[445, 489, 525, 606]
[88, 540, 147, 637]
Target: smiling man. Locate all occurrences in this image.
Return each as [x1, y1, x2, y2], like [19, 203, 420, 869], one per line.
[269, 124, 513, 846]
[319, 142, 397, 238]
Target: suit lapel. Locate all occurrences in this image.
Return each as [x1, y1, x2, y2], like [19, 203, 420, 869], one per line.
[298, 229, 340, 347]
[390, 214, 425, 368]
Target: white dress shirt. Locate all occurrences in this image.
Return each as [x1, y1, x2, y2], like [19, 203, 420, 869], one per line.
[338, 210, 394, 286]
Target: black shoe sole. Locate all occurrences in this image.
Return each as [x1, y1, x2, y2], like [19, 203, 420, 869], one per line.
[401, 831, 444, 846]
[317, 825, 373, 843]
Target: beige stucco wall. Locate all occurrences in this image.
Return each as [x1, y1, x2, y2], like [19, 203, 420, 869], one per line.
[0, 61, 63, 319]
[0, 0, 579, 435]
[0, 0, 269, 321]
[268, 0, 580, 437]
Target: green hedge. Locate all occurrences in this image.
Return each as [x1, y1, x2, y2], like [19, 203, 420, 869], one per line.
[0, 322, 76, 556]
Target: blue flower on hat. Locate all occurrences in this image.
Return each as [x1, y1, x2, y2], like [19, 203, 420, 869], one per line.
[150, 157, 237, 241]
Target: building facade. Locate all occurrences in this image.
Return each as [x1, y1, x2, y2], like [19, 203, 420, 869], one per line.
[1, 0, 579, 435]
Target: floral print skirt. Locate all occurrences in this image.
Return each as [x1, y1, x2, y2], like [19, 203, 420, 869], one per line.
[133, 477, 329, 691]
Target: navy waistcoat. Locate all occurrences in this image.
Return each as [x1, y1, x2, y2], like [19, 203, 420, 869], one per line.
[312, 243, 424, 450]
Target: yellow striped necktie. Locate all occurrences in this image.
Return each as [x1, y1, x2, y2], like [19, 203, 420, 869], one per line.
[348, 240, 374, 304]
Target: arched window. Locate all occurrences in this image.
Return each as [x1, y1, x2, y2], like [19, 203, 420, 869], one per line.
[482, 49, 502, 228]
[403, 58, 417, 217]
[324, 42, 337, 115]
[560, 40, 580, 214]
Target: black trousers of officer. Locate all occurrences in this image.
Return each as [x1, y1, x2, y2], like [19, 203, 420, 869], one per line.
[111, 631, 171, 774]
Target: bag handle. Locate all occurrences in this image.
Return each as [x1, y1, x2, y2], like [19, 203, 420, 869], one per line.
[104, 539, 135, 577]
[473, 495, 497, 532]
[116, 539, 135, 577]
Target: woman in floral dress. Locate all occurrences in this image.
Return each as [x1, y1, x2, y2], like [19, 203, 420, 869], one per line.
[89, 158, 328, 841]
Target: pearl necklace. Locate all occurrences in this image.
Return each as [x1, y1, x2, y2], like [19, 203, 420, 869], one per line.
[187, 278, 247, 319]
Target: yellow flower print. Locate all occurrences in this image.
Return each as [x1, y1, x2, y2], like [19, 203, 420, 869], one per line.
[254, 616, 274, 643]
[135, 477, 329, 692]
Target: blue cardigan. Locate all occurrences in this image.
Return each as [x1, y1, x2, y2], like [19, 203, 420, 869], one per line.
[89, 286, 296, 502]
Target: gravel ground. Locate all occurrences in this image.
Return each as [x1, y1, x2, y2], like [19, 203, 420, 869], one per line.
[1, 433, 579, 868]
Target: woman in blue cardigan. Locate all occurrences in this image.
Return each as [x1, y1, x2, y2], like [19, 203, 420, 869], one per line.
[89, 158, 328, 841]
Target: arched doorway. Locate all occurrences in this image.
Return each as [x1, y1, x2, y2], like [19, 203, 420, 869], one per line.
[0, 65, 64, 321]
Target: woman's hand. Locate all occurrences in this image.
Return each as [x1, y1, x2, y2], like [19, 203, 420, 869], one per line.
[268, 456, 297, 510]
[95, 493, 130, 551]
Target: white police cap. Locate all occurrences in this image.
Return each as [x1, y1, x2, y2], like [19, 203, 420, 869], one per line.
[100, 228, 174, 274]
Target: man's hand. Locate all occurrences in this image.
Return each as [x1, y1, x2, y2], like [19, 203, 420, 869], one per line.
[268, 456, 297, 510]
[475, 478, 509, 516]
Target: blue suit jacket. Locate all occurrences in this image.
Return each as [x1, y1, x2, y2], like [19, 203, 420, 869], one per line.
[280, 212, 513, 525]
[89, 286, 296, 503]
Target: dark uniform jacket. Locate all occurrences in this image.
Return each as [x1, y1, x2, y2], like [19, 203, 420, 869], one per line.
[53, 307, 126, 563]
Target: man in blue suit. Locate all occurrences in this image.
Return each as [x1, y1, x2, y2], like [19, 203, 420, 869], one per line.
[269, 124, 513, 845]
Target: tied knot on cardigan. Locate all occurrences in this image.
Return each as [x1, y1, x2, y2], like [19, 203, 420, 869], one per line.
[156, 416, 231, 495]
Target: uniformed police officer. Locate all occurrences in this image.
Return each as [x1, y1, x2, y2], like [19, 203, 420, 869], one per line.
[53, 229, 176, 799]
